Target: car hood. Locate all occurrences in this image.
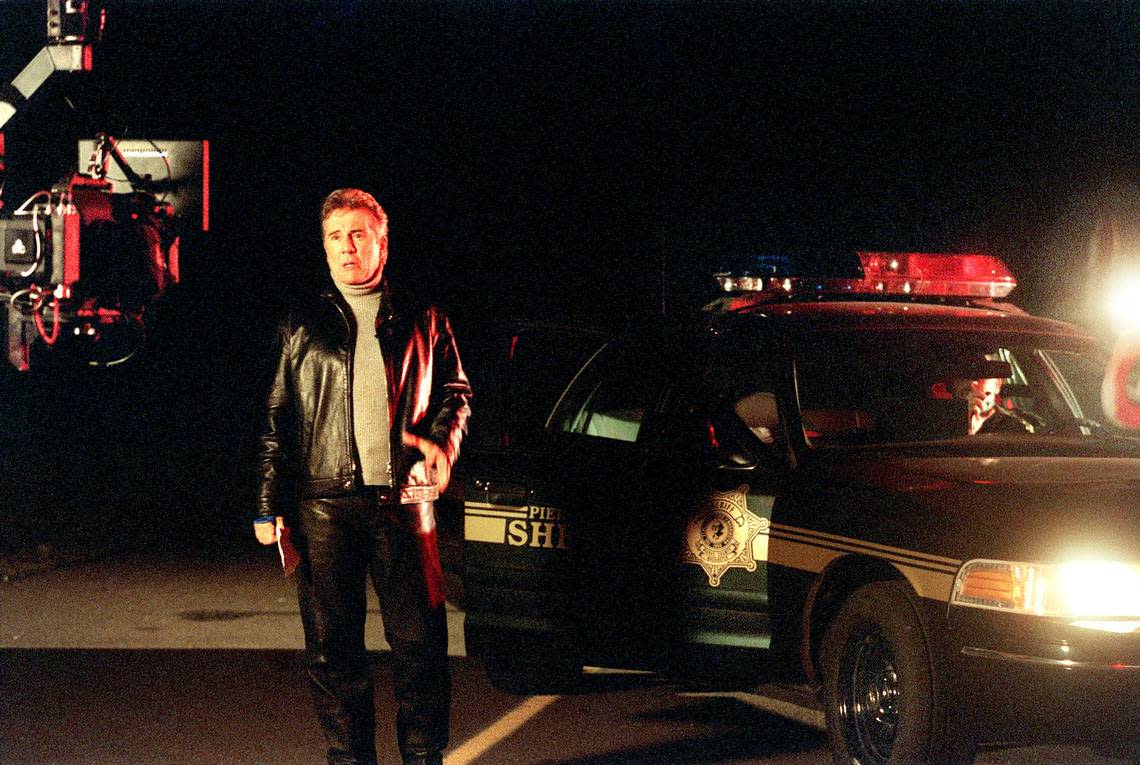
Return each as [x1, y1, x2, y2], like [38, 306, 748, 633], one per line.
[798, 442, 1140, 562]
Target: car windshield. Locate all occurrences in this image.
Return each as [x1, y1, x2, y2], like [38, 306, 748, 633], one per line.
[794, 330, 1125, 446]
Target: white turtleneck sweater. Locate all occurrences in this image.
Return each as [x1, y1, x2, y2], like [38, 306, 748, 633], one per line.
[333, 279, 392, 486]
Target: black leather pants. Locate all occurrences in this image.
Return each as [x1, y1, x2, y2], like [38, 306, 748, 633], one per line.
[295, 492, 450, 765]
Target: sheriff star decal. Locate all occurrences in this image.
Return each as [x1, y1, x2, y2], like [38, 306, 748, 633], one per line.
[683, 486, 764, 586]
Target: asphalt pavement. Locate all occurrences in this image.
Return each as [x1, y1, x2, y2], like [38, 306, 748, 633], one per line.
[0, 549, 464, 652]
[1, 552, 1130, 765]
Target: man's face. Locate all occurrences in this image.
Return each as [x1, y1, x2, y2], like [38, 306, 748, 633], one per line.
[967, 377, 1002, 418]
[954, 376, 1003, 434]
[322, 207, 388, 287]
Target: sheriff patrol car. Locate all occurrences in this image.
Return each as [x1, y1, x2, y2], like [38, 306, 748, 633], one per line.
[460, 252, 1140, 765]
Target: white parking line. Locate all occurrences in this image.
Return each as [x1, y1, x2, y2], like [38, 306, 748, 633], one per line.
[445, 694, 561, 765]
[681, 690, 826, 731]
[582, 665, 654, 676]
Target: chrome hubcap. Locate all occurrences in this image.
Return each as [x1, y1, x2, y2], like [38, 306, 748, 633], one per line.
[839, 630, 900, 764]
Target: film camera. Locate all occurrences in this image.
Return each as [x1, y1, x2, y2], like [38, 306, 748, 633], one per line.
[0, 138, 206, 371]
[1, 2, 205, 370]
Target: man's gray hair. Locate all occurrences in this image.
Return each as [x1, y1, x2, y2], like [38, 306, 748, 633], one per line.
[320, 188, 388, 231]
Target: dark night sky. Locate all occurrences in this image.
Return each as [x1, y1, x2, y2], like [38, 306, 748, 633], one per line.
[1, 0, 1138, 549]
[4, 1, 1137, 316]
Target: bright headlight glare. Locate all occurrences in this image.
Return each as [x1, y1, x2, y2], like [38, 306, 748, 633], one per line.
[1105, 270, 1140, 336]
[952, 559, 1140, 619]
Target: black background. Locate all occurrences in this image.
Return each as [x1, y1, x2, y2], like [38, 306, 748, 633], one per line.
[1, 0, 1137, 553]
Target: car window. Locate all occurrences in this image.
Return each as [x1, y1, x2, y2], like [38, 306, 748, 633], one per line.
[461, 323, 607, 450]
[502, 328, 606, 448]
[550, 344, 657, 443]
[689, 341, 784, 454]
[794, 331, 1119, 446]
[1040, 349, 1111, 425]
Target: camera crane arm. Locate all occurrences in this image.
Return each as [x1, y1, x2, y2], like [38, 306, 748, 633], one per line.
[0, 1, 101, 131]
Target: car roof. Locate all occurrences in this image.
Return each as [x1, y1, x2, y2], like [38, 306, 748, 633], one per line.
[710, 297, 1094, 340]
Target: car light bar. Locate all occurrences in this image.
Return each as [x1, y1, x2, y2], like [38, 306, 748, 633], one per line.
[712, 274, 859, 295]
[857, 252, 1016, 298]
[715, 252, 1017, 299]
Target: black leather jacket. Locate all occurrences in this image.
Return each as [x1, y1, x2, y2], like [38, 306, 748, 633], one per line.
[256, 285, 472, 517]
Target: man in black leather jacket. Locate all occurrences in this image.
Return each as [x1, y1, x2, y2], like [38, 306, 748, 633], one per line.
[254, 188, 472, 765]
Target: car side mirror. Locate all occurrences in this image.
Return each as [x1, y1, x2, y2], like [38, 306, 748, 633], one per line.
[697, 391, 784, 472]
[1103, 338, 1140, 428]
[734, 391, 779, 443]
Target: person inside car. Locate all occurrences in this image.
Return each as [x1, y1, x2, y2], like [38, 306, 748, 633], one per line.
[952, 375, 1033, 435]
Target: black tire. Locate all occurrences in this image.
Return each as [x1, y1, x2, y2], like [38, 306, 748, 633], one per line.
[820, 581, 974, 765]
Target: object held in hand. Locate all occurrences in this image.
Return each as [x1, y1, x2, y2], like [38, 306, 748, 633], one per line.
[276, 519, 300, 576]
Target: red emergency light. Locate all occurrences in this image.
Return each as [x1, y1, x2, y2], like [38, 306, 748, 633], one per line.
[714, 251, 1017, 301]
[856, 251, 1016, 298]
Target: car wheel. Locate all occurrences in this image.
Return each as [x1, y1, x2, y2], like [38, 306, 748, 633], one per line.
[820, 581, 974, 765]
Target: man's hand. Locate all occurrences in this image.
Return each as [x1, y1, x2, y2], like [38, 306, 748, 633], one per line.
[254, 517, 283, 545]
[402, 432, 451, 493]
